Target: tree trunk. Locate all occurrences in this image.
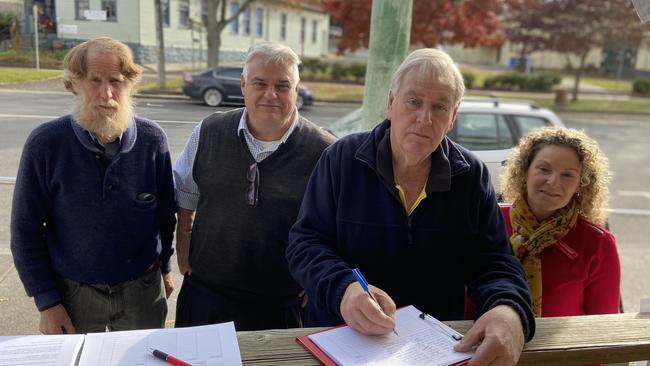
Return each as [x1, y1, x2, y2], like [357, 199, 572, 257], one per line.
[206, 0, 221, 68]
[154, 0, 165, 88]
[206, 0, 253, 68]
[571, 51, 588, 102]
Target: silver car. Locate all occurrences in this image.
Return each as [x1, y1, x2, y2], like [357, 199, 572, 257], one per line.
[328, 98, 566, 192]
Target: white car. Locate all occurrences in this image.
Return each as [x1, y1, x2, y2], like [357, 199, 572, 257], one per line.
[328, 98, 566, 192]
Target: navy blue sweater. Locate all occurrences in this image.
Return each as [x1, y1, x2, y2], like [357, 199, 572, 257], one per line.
[11, 115, 177, 311]
[287, 120, 535, 340]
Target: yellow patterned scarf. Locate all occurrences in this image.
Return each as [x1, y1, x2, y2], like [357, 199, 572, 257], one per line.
[509, 198, 578, 316]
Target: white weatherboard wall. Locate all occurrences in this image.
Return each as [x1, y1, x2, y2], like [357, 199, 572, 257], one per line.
[57, 0, 329, 63]
[54, 0, 140, 44]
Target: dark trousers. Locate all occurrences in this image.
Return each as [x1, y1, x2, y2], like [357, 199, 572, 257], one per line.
[175, 274, 302, 331]
[56, 269, 167, 333]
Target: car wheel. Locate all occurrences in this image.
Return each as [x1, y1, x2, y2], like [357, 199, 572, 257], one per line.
[203, 89, 223, 107]
[296, 95, 304, 110]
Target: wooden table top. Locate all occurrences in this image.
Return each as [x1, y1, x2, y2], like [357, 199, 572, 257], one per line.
[237, 312, 650, 365]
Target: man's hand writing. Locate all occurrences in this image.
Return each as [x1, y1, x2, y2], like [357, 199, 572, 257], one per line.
[340, 282, 396, 335]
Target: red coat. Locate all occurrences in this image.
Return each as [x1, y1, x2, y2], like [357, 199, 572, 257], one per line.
[500, 204, 621, 317]
[466, 204, 621, 318]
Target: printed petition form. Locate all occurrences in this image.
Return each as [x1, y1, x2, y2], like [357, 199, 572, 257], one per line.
[0, 334, 85, 366]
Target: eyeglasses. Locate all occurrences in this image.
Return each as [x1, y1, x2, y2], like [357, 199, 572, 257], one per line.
[246, 162, 259, 206]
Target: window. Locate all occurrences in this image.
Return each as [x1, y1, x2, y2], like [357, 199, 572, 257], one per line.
[101, 0, 116, 22]
[280, 13, 287, 40]
[243, 7, 251, 35]
[201, 0, 208, 25]
[255, 7, 263, 37]
[179, 0, 190, 29]
[300, 17, 306, 43]
[512, 116, 552, 137]
[75, 0, 89, 20]
[231, 2, 240, 33]
[218, 68, 243, 78]
[312, 19, 317, 43]
[161, 0, 170, 26]
[452, 113, 513, 151]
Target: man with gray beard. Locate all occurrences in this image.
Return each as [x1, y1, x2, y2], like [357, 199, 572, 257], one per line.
[10, 37, 177, 334]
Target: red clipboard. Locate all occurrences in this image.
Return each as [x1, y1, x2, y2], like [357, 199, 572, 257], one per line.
[296, 330, 338, 366]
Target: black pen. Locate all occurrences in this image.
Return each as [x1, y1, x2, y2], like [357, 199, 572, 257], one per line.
[150, 348, 192, 366]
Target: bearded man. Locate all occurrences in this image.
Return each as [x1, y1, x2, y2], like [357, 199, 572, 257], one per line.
[10, 37, 177, 334]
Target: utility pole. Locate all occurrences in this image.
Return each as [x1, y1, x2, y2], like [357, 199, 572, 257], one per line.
[360, 0, 413, 129]
[154, 0, 166, 89]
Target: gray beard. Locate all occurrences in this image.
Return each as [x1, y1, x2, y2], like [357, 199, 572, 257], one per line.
[72, 95, 134, 141]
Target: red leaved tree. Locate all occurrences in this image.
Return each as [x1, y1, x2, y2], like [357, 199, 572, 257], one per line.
[323, 0, 508, 53]
[506, 0, 647, 101]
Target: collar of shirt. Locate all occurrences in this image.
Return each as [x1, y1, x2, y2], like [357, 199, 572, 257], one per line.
[375, 126, 451, 193]
[88, 131, 123, 147]
[237, 109, 299, 162]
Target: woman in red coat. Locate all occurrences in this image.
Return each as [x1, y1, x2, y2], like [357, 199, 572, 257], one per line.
[500, 127, 620, 317]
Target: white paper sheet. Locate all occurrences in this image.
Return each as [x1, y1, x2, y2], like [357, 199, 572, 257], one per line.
[308, 305, 473, 366]
[78, 322, 242, 366]
[0, 334, 85, 366]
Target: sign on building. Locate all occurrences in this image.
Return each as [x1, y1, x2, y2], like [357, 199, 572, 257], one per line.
[83, 10, 107, 21]
[58, 24, 78, 34]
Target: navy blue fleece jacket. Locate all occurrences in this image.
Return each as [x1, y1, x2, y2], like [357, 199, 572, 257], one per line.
[11, 115, 176, 311]
[287, 120, 535, 341]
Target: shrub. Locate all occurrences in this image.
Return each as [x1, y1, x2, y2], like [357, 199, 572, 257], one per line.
[348, 62, 366, 83]
[330, 63, 349, 81]
[462, 72, 475, 89]
[300, 58, 328, 79]
[483, 72, 561, 92]
[633, 79, 650, 95]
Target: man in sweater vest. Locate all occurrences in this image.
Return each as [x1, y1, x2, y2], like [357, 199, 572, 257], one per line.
[11, 37, 177, 334]
[173, 42, 334, 330]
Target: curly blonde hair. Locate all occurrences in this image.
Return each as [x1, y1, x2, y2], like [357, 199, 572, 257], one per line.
[501, 127, 610, 225]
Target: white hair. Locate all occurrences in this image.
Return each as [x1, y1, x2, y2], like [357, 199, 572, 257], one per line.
[242, 42, 301, 83]
[390, 48, 465, 106]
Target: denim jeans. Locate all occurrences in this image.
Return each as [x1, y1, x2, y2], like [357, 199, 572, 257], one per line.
[56, 269, 167, 333]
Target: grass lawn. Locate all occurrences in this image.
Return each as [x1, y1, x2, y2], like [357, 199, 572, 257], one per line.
[303, 81, 364, 102]
[0, 67, 61, 85]
[139, 78, 183, 92]
[562, 75, 633, 92]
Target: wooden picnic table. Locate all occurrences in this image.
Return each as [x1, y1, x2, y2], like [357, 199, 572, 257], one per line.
[237, 312, 650, 365]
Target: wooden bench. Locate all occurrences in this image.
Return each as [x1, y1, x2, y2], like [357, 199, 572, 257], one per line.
[237, 312, 650, 365]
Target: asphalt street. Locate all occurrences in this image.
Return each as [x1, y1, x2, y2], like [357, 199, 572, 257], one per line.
[0, 87, 648, 336]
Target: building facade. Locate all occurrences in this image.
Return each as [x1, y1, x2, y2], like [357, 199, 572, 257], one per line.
[52, 0, 329, 64]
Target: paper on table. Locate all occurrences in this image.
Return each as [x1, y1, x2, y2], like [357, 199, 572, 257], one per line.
[78, 322, 242, 366]
[0, 334, 85, 366]
[308, 305, 473, 366]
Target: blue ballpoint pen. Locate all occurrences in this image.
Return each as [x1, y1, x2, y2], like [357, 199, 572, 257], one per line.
[351, 268, 399, 336]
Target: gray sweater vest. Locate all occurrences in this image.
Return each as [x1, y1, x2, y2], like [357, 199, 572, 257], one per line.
[190, 108, 334, 301]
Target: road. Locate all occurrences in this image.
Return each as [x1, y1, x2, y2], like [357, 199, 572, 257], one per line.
[0, 90, 648, 335]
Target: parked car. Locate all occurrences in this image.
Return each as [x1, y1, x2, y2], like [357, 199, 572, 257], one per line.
[182, 66, 314, 110]
[328, 98, 566, 192]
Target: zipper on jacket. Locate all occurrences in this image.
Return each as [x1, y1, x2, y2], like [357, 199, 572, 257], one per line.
[356, 152, 418, 246]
